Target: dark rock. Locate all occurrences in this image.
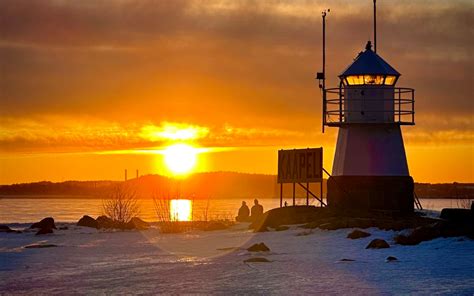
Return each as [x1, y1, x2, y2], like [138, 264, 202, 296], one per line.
[77, 215, 98, 228]
[24, 244, 58, 249]
[394, 234, 419, 245]
[247, 242, 270, 252]
[58, 226, 69, 230]
[249, 206, 329, 230]
[36, 228, 53, 235]
[440, 208, 472, 225]
[96, 216, 150, 230]
[0, 225, 11, 232]
[395, 220, 472, 246]
[274, 225, 289, 231]
[127, 217, 149, 230]
[386, 256, 398, 262]
[244, 257, 270, 263]
[347, 229, 371, 239]
[339, 258, 355, 262]
[30, 217, 56, 230]
[366, 239, 390, 249]
[0, 225, 21, 233]
[396, 224, 441, 246]
[96, 215, 115, 229]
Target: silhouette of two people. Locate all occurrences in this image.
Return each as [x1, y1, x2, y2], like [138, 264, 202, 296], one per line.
[236, 199, 264, 222]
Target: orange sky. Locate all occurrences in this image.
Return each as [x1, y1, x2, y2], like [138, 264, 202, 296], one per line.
[0, 0, 473, 184]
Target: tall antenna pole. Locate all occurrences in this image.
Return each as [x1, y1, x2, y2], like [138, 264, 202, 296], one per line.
[373, 0, 377, 53]
[321, 9, 329, 133]
[322, 11, 326, 93]
[322, 10, 326, 133]
[317, 9, 329, 133]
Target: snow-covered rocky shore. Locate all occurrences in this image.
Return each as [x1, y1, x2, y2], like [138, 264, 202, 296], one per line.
[1, 222, 473, 295]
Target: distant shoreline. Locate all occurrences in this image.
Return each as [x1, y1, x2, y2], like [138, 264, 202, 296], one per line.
[0, 195, 472, 200]
[0, 195, 279, 200]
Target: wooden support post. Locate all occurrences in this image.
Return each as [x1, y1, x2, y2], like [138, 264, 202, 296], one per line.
[297, 183, 327, 207]
[306, 182, 309, 205]
[280, 183, 283, 208]
[320, 181, 323, 207]
[292, 182, 296, 206]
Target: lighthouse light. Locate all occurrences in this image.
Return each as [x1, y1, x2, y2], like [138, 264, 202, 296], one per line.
[344, 75, 397, 86]
[383, 75, 397, 85]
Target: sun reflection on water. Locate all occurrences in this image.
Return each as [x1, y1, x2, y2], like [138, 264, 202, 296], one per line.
[170, 199, 193, 221]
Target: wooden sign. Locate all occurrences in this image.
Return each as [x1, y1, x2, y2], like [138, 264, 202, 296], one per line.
[278, 148, 323, 183]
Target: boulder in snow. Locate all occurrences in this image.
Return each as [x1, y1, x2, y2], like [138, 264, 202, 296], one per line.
[36, 227, 53, 235]
[0, 225, 11, 232]
[347, 229, 371, 239]
[77, 215, 98, 228]
[24, 244, 58, 249]
[247, 242, 270, 252]
[30, 217, 56, 230]
[395, 223, 441, 246]
[126, 217, 149, 230]
[386, 256, 398, 262]
[440, 208, 472, 225]
[366, 239, 390, 249]
[96, 215, 115, 229]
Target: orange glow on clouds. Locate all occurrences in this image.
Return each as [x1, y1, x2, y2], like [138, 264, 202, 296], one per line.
[0, 1, 472, 184]
[140, 122, 209, 142]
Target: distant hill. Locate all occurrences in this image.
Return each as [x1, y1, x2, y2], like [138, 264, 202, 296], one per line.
[0, 172, 325, 199]
[0, 172, 472, 200]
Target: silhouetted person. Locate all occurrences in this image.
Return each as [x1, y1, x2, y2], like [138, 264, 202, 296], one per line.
[251, 199, 264, 220]
[236, 201, 250, 222]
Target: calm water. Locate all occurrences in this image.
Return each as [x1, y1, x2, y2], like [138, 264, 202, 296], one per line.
[0, 197, 463, 223]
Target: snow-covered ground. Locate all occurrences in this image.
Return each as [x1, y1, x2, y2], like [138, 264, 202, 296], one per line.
[1, 223, 473, 295]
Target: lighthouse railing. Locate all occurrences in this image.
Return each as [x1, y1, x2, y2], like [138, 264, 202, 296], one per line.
[323, 87, 415, 126]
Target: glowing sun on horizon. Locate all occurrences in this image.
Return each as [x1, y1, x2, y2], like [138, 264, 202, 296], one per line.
[163, 143, 197, 175]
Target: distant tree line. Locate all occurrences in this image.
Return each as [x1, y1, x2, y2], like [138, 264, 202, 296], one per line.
[0, 173, 473, 199]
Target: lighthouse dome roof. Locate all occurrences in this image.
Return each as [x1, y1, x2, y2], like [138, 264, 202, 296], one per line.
[340, 42, 400, 77]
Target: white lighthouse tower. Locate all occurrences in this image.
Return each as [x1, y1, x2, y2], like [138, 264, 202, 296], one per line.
[324, 40, 415, 213]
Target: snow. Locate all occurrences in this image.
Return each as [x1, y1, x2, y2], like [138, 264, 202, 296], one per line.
[1, 223, 473, 295]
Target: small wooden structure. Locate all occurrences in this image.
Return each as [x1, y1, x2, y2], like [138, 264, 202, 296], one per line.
[277, 148, 326, 207]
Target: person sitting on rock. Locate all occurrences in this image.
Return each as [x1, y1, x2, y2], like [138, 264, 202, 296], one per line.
[251, 199, 264, 220]
[236, 201, 250, 222]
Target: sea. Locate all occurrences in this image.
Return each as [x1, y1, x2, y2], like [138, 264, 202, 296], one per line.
[0, 197, 466, 224]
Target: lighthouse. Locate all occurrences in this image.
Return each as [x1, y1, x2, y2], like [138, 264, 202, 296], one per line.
[323, 40, 415, 213]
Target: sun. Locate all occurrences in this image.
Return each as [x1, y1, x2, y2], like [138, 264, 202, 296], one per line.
[163, 143, 197, 175]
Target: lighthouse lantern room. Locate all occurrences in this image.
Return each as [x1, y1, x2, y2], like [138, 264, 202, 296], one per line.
[321, 11, 416, 213]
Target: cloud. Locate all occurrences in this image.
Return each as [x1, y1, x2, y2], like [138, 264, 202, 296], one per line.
[0, 0, 472, 153]
[139, 122, 209, 141]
